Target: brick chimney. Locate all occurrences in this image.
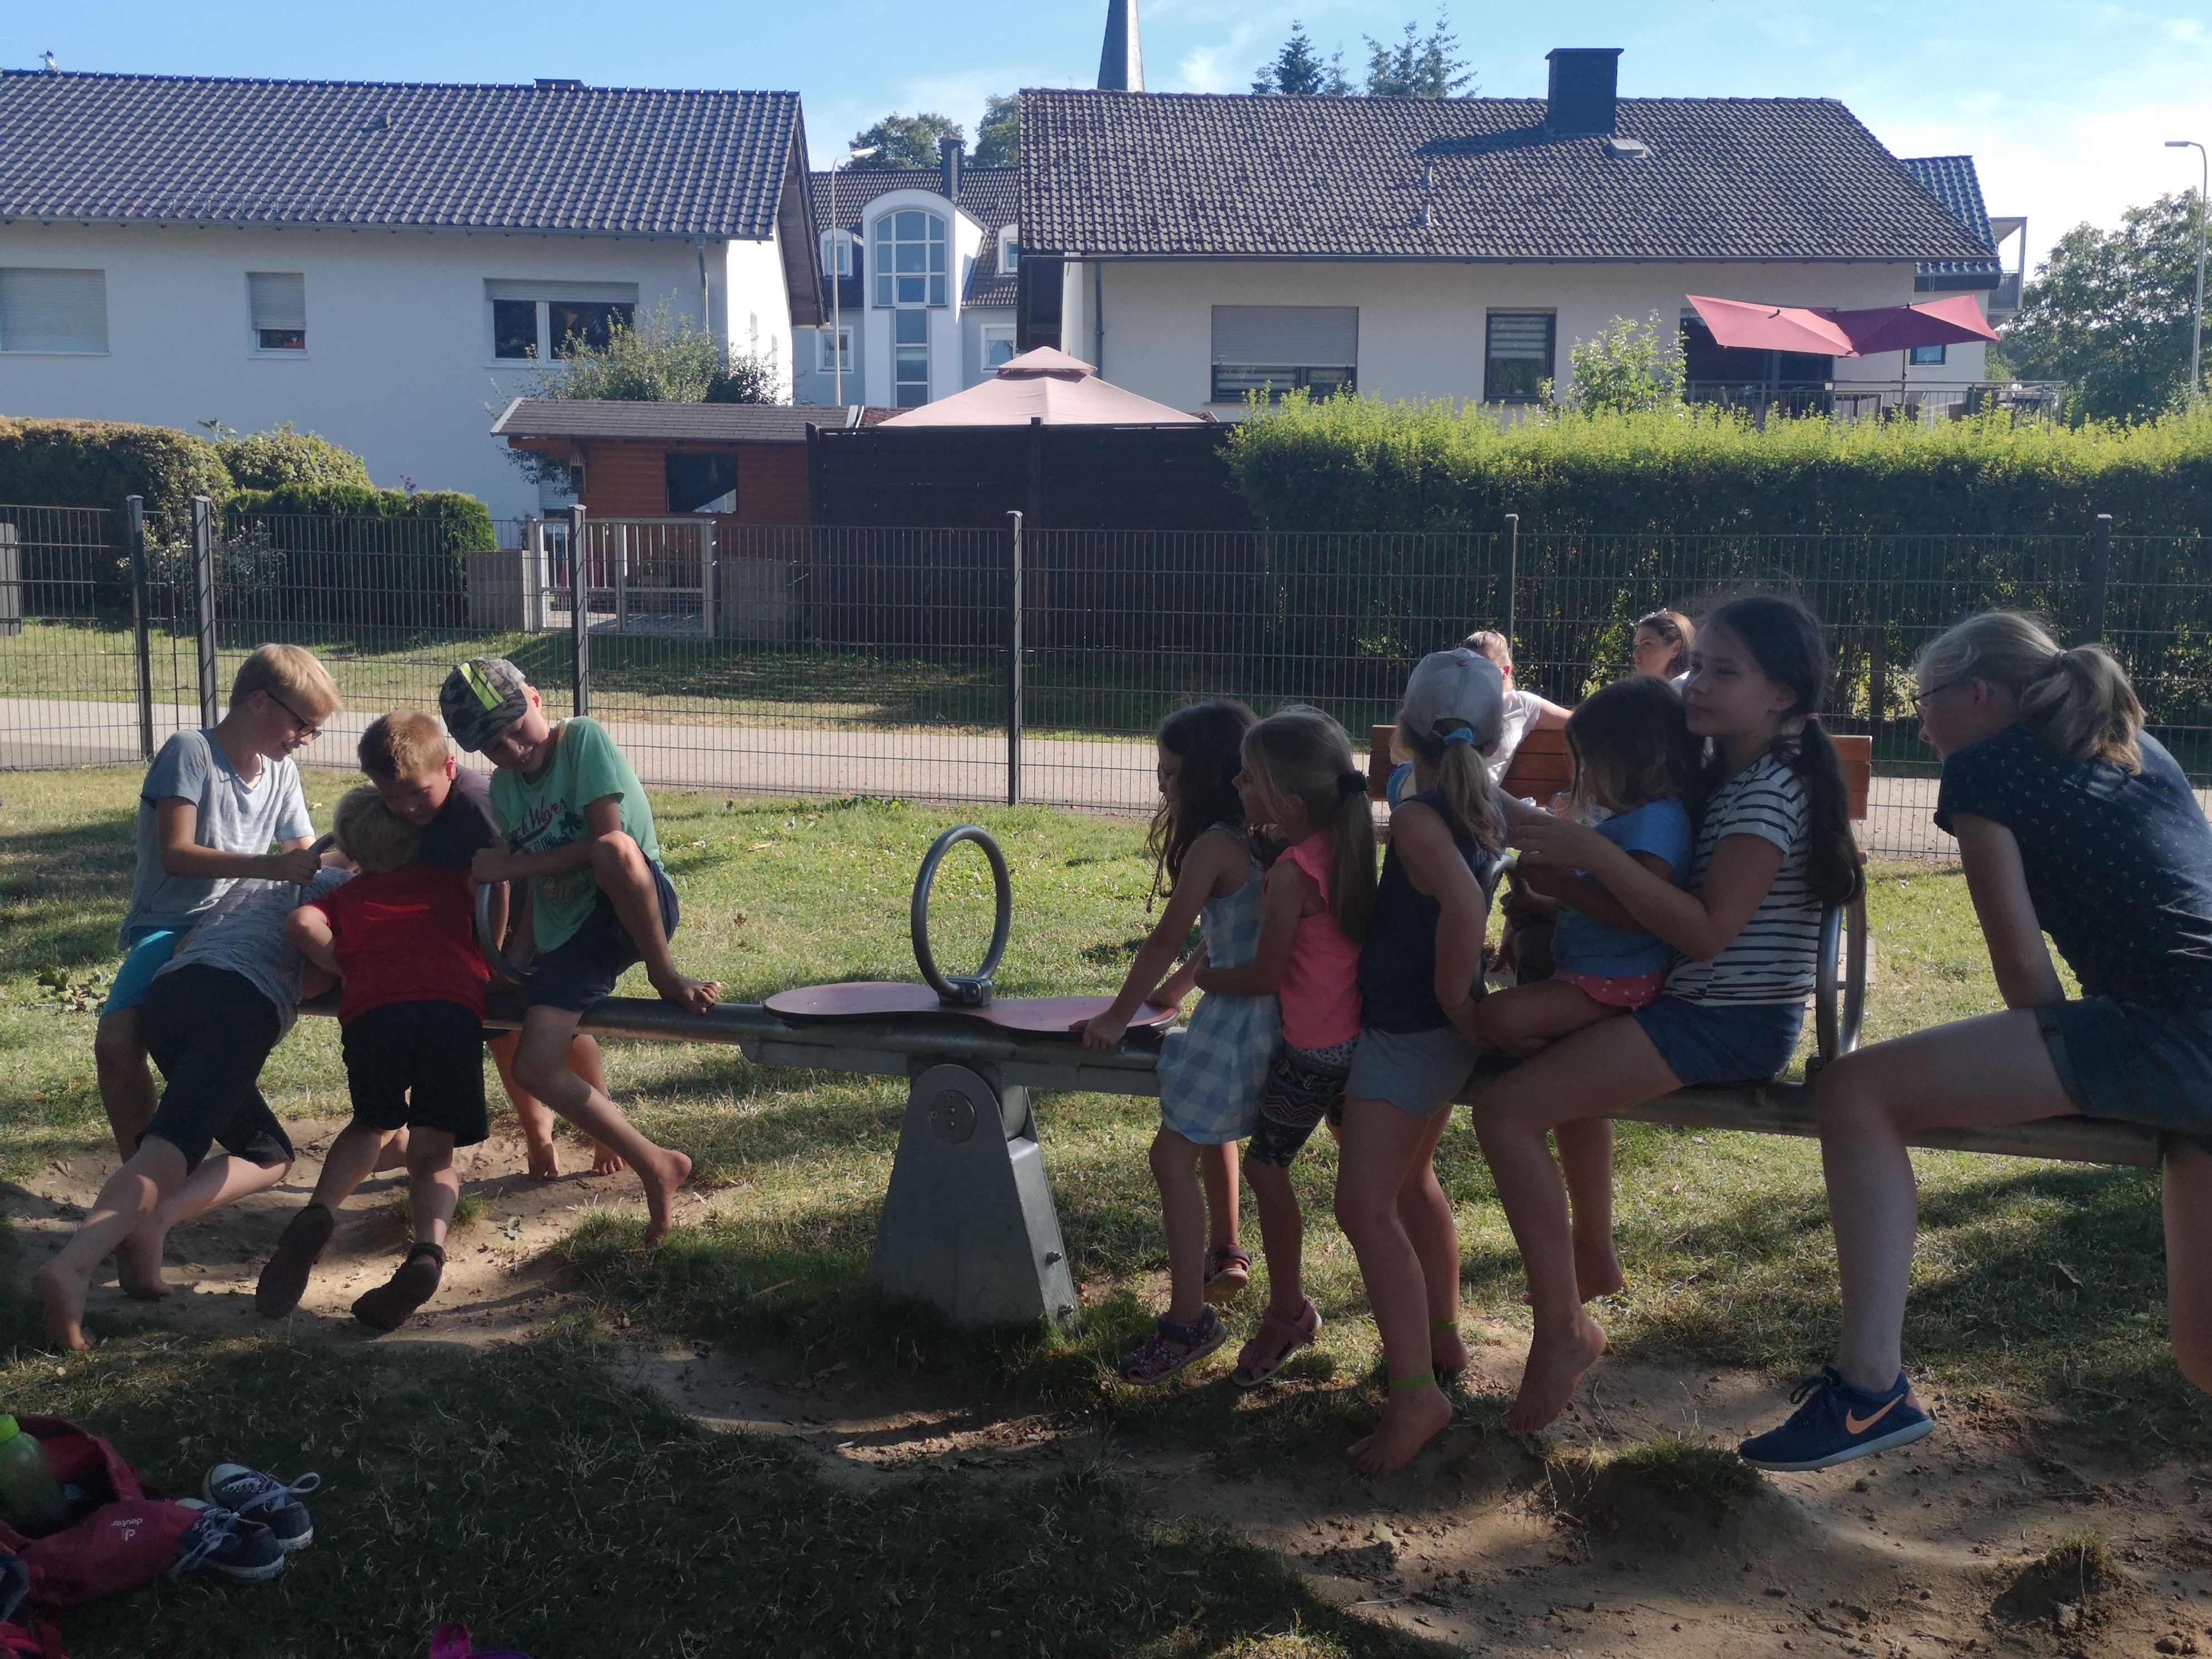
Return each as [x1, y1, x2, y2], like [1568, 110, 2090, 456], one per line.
[1545, 48, 1622, 136]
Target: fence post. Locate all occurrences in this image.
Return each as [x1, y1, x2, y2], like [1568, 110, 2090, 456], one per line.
[1866, 536, 1888, 745]
[568, 505, 590, 716]
[125, 496, 155, 761]
[701, 521, 719, 641]
[521, 517, 547, 633]
[1501, 512, 1519, 645]
[2086, 513, 2112, 643]
[191, 494, 219, 730]
[1006, 510, 1024, 807]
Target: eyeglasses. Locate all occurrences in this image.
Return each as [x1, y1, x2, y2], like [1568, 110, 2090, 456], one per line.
[1909, 680, 1962, 711]
[265, 691, 322, 740]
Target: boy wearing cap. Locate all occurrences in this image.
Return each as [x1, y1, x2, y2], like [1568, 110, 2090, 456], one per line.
[438, 659, 707, 1244]
[357, 711, 619, 1181]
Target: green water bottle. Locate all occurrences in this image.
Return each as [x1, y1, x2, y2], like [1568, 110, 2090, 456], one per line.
[0, 1417, 67, 1535]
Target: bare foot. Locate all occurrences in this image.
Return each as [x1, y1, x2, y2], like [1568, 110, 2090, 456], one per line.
[650, 969, 721, 1015]
[1432, 1318, 1468, 1379]
[33, 1261, 93, 1353]
[373, 1129, 411, 1173]
[115, 1226, 173, 1301]
[525, 1139, 561, 1181]
[1350, 1382, 1453, 1475]
[638, 1148, 693, 1247]
[589, 1142, 627, 1177]
[1506, 1314, 1608, 1435]
[1518, 1250, 1628, 1306]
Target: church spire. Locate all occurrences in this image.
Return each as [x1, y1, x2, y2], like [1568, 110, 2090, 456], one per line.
[1097, 0, 1143, 91]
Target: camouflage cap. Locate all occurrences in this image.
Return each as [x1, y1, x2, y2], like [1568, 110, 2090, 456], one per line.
[438, 657, 532, 753]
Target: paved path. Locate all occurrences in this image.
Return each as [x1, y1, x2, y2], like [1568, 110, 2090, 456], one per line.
[21, 693, 2200, 863]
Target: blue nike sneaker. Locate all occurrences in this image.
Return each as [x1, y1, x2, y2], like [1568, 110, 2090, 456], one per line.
[1738, 1366, 1933, 1472]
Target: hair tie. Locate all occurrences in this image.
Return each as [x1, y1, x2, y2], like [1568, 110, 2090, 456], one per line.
[1335, 769, 1366, 801]
[1803, 711, 1820, 724]
[1442, 726, 1477, 747]
[2050, 649, 2070, 673]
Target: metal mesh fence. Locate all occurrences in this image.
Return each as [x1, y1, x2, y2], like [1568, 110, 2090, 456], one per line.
[2, 501, 2204, 861]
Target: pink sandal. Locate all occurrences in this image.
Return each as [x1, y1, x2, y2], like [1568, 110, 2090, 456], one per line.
[1116, 1307, 1227, 1386]
[1232, 1300, 1321, 1389]
[1202, 1245, 1251, 1302]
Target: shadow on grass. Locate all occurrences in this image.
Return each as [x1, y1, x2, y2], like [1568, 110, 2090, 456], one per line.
[0, 811, 139, 973]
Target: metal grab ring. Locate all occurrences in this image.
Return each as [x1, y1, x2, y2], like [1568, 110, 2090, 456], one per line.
[910, 825, 1012, 1007]
[476, 880, 533, 987]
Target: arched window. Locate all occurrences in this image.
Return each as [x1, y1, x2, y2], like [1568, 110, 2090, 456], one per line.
[873, 210, 947, 308]
[818, 229, 856, 279]
[998, 224, 1020, 276]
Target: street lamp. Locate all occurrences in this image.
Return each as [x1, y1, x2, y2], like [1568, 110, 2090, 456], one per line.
[2169, 139, 2208, 404]
[826, 145, 879, 406]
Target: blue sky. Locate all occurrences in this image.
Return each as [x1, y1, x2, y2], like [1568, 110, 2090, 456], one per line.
[12, 1, 2210, 274]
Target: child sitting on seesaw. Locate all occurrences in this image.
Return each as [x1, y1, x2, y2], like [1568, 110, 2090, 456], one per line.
[258, 787, 489, 1331]
[1084, 700, 1271, 1384]
[356, 711, 620, 1180]
[1472, 675, 1699, 1304]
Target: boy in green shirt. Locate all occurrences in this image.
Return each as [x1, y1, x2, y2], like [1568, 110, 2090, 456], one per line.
[439, 658, 713, 1244]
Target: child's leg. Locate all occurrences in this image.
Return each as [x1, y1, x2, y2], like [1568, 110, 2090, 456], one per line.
[352, 1130, 459, 1332]
[1245, 1160, 1304, 1318]
[1200, 1140, 1241, 1251]
[93, 1007, 158, 1160]
[1333, 1097, 1456, 1473]
[586, 833, 719, 1014]
[511, 1005, 690, 1244]
[1391, 1104, 1466, 1376]
[35, 1138, 190, 1351]
[1470, 1017, 1680, 1435]
[2165, 1138, 2212, 1394]
[118, 1148, 293, 1301]
[1812, 1011, 2078, 1392]
[1470, 978, 1614, 1059]
[493, 1030, 562, 1178]
[255, 1117, 390, 1319]
[1148, 1126, 1209, 1325]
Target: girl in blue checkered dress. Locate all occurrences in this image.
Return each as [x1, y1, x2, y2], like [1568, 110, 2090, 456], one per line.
[1084, 700, 1277, 1385]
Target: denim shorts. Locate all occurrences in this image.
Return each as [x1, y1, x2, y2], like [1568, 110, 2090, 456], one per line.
[2036, 998, 2212, 1157]
[100, 929, 183, 1019]
[526, 861, 681, 1013]
[1631, 996, 1804, 1088]
[1346, 1025, 1480, 1117]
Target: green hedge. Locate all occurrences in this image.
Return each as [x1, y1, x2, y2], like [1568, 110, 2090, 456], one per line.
[215, 426, 372, 493]
[227, 484, 494, 550]
[1224, 398, 2212, 534]
[0, 417, 231, 512]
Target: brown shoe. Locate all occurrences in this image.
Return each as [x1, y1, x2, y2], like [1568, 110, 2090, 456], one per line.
[255, 1204, 334, 1318]
[350, 1243, 445, 1332]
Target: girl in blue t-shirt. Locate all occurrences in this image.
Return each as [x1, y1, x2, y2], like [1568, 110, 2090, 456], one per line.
[1741, 610, 2212, 1474]
[1473, 675, 1700, 1304]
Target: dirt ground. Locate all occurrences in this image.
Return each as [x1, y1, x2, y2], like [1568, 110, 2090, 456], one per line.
[12, 1134, 2212, 1659]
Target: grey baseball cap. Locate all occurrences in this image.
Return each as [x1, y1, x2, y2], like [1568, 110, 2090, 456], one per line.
[438, 657, 532, 753]
[1399, 649, 1505, 750]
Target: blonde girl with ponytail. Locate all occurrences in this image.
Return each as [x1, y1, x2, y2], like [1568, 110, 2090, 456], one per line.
[1333, 649, 1508, 1473]
[1191, 707, 1376, 1386]
[1742, 610, 2212, 1473]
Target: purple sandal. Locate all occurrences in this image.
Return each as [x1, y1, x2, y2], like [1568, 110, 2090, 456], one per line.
[1232, 1299, 1321, 1389]
[1202, 1245, 1252, 1302]
[1116, 1307, 1227, 1386]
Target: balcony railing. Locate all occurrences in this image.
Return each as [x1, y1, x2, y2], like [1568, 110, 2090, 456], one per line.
[1684, 381, 1833, 417]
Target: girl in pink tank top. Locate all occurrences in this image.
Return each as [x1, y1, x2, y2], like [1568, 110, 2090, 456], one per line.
[1195, 707, 1377, 1388]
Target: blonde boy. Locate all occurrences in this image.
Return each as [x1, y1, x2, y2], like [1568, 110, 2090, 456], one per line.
[356, 712, 618, 1178]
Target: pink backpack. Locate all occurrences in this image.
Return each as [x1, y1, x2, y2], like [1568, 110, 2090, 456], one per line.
[0, 1419, 198, 1612]
[430, 1625, 532, 1659]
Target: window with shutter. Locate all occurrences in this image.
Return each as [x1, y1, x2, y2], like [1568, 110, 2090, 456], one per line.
[1484, 313, 1554, 403]
[0, 268, 108, 354]
[1209, 305, 1357, 403]
[248, 271, 307, 351]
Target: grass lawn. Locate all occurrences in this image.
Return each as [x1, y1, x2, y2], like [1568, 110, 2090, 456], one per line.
[0, 767, 2198, 1655]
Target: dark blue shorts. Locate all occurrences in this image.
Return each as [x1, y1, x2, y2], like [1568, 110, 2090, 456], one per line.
[2036, 998, 2212, 1157]
[526, 861, 681, 1013]
[1631, 996, 1804, 1088]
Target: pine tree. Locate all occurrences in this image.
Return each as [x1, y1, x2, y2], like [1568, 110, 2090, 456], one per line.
[1251, 23, 1351, 95]
[1364, 13, 1475, 97]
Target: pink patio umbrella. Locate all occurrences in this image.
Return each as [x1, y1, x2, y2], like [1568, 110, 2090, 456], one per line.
[1686, 295, 2001, 408]
[877, 347, 1205, 426]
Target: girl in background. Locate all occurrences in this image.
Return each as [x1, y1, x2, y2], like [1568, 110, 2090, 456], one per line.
[1631, 609, 1696, 684]
[1335, 649, 1507, 1472]
[1473, 676, 1700, 1304]
[1085, 701, 1275, 1384]
[1190, 707, 1376, 1387]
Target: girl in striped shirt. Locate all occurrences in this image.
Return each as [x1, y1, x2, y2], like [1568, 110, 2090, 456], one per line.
[1471, 595, 1864, 1435]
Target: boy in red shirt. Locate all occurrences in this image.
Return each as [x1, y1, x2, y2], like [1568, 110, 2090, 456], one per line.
[257, 785, 491, 1331]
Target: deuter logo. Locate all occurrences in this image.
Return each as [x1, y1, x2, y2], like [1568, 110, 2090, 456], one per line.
[107, 1516, 145, 1541]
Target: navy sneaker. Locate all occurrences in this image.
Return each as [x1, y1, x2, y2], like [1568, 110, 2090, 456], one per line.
[1738, 1366, 1933, 1472]
[171, 1501, 286, 1584]
[202, 1464, 320, 1554]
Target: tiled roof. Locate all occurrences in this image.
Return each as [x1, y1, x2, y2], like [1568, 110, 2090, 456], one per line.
[0, 71, 805, 237]
[812, 164, 1020, 305]
[1900, 155, 2002, 289]
[1019, 90, 1992, 264]
[492, 399, 881, 443]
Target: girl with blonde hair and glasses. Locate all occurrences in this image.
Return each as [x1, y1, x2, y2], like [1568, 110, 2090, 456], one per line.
[1740, 610, 2212, 1473]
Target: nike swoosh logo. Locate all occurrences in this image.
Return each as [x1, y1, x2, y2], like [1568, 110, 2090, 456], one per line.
[1845, 1398, 1903, 1435]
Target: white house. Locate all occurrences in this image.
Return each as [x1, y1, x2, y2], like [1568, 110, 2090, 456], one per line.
[1015, 46, 1999, 420]
[794, 142, 1020, 410]
[0, 70, 822, 518]
[1897, 154, 2027, 397]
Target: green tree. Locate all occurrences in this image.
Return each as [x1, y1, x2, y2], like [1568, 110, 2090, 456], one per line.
[848, 111, 963, 171]
[2004, 193, 2204, 423]
[1251, 23, 1351, 95]
[974, 94, 1018, 166]
[1362, 13, 1475, 97]
[1553, 313, 1685, 416]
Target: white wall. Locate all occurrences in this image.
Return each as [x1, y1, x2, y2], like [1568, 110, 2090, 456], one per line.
[0, 222, 788, 519]
[1059, 258, 1936, 414]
